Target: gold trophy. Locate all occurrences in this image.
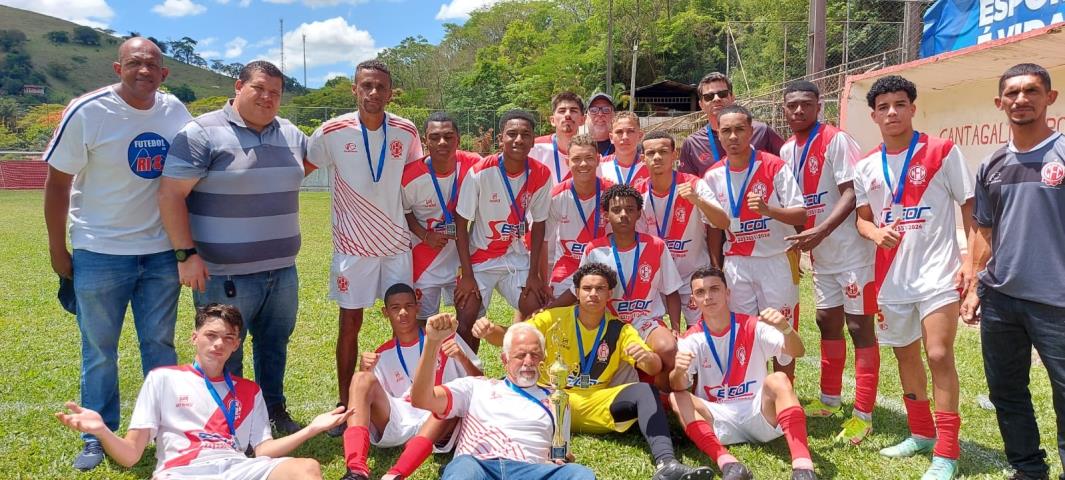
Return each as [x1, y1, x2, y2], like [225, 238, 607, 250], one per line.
[546, 326, 571, 461]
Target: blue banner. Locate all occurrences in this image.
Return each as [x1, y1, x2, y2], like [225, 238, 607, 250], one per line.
[920, 0, 1065, 57]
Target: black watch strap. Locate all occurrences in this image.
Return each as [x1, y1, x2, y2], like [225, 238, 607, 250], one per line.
[175, 248, 198, 262]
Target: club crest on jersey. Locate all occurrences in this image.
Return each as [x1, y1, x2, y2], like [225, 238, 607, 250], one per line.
[845, 282, 860, 299]
[876, 311, 888, 330]
[344, 142, 357, 153]
[490, 192, 500, 203]
[336, 275, 350, 293]
[736, 345, 747, 366]
[596, 342, 610, 362]
[779, 305, 793, 323]
[638, 263, 652, 282]
[1041, 161, 1064, 187]
[675, 207, 687, 223]
[390, 140, 403, 158]
[127, 132, 169, 179]
[750, 181, 768, 198]
[808, 156, 820, 175]
[519, 192, 531, 209]
[908, 164, 928, 185]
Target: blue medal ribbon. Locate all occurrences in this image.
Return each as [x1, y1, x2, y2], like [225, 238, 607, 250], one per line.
[574, 306, 607, 381]
[504, 379, 555, 431]
[395, 328, 425, 381]
[551, 135, 565, 184]
[701, 313, 737, 388]
[705, 125, 722, 164]
[193, 363, 238, 448]
[570, 179, 601, 238]
[426, 156, 458, 225]
[610, 234, 641, 298]
[360, 114, 389, 183]
[792, 122, 821, 187]
[648, 172, 677, 238]
[724, 150, 757, 219]
[881, 131, 921, 206]
[613, 157, 638, 186]
[498, 154, 530, 226]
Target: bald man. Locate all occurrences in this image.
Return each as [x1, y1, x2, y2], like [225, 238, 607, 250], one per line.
[44, 37, 193, 471]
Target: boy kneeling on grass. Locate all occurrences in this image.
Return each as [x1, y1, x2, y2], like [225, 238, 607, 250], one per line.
[56, 304, 351, 480]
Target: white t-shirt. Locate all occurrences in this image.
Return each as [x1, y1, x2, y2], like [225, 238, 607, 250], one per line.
[597, 154, 649, 186]
[780, 125, 873, 273]
[636, 173, 714, 281]
[45, 85, 192, 255]
[372, 333, 481, 401]
[581, 233, 684, 326]
[702, 151, 805, 257]
[401, 152, 479, 287]
[128, 365, 272, 475]
[678, 314, 784, 415]
[853, 133, 975, 304]
[530, 134, 571, 187]
[456, 155, 552, 272]
[439, 376, 571, 464]
[546, 178, 613, 289]
[307, 112, 423, 257]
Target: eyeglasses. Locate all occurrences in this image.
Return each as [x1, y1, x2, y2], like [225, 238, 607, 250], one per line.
[701, 90, 731, 102]
[588, 106, 614, 115]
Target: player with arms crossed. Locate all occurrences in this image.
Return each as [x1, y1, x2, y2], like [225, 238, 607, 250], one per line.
[56, 304, 351, 480]
[669, 266, 815, 480]
[853, 75, 974, 480]
[778, 81, 880, 443]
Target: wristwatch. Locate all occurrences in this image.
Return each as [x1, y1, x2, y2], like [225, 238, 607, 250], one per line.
[174, 248, 198, 262]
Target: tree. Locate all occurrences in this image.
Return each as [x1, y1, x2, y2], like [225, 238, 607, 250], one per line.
[147, 36, 168, 54]
[0, 97, 18, 130]
[168, 37, 203, 65]
[72, 26, 101, 46]
[170, 84, 197, 103]
[45, 31, 69, 44]
[0, 30, 27, 51]
[126, 31, 141, 39]
[45, 62, 71, 81]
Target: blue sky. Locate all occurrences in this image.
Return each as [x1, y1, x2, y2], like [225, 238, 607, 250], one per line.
[0, 0, 497, 87]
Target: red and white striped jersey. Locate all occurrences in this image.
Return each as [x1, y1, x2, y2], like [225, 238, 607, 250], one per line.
[636, 173, 714, 280]
[598, 154, 650, 186]
[401, 152, 480, 286]
[456, 155, 552, 270]
[853, 134, 974, 304]
[308, 112, 423, 257]
[581, 233, 684, 334]
[372, 334, 480, 402]
[780, 125, 873, 273]
[678, 315, 784, 414]
[530, 134, 571, 187]
[702, 152, 805, 257]
[128, 365, 272, 475]
[439, 376, 570, 464]
[546, 178, 614, 289]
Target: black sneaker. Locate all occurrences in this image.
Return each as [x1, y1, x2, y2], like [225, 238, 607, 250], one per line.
[340, 469, 370, 480]
[72, 440, 104, 471]
[267, 403, 303, 435]
[792, 468, 818, 480]
[652, 459, 716, 480]
[1008, 471, 1050, 480]
[722, 462, 753, 480]
[327, 403, 347, 437]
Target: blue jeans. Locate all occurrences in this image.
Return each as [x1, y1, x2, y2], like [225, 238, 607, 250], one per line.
[72, 249, 179, 442]
[980, 284, 1065, 479]
[193, 266, 298, 407]
[441, 455, 596, 480]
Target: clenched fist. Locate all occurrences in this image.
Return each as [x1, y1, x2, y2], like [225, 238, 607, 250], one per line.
[360, 351, 380, 372]
[758, 308, 791, 333]
[471, 316, 495, 339]
[625, 343, 654, 365]
[673, 350, 695, 374]
[426, 313, 458, 341]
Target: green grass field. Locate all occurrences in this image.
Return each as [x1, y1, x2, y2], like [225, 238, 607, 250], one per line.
[0, 189, 1058, 479]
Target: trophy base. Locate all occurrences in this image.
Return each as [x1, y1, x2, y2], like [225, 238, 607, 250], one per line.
[550, 444, 568, 462]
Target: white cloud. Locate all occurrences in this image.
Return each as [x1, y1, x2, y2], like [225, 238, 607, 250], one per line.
[435, 0, 497, 20]
[199, 36, 217, 46]
[238, 0, 251, 5]
[152, 0, 207, 17]
[224, 37, 247, 58]
[324, 71, 348, 82]
[261, 17, 377, 72]
[262, 0, 365, 6]
[199, 50, 222, 59]
[251, 36, 276, 48]
[0, 0, 114, 28]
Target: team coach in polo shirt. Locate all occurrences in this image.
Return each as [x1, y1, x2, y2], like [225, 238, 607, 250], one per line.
[158, 60, 308, 434]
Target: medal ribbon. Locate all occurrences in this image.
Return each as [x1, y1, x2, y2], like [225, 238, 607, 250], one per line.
[881, 131, 921, 206]
[701, 313, 737, 388]
[792, 122, 821, 187]
[648, 172, 677, 237]
[394, 328, 425, 381]
[426, 156, 458, 225]
[610, 235, 641, 298]
[725, 150, 757, 219]
[570, 179, 601, 238]
[193, 363, 239, 448]
[360, 114, 388, 183]
[574, 306, 607, 381]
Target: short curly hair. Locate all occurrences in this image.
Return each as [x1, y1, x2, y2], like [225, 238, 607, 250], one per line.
[866, 75, 917, 109]
[601, 183, 643, 211]
[195, 303, 243, 332]
[573, 262, 619, 290]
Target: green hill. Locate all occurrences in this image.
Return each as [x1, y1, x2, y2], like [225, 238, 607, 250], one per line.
[0, 4, 234, 103]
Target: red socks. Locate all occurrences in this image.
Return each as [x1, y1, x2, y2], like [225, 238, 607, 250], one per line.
[684, 421, 736, 467]
[777, 406, 813, 469]
[343, 426, 371, 475]
[853, 346, 880, 416]
[388, 435, 434, 477]
[933, 411, 961, 460]
[903, 397, 937, 439]
[819, 339, 847, 398]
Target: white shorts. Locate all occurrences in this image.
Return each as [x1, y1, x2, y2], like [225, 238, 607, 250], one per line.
[330, 253, 413, 309]
[813, 266, 876, 315]
[699, 390, 783, 445]
[678, 287, 700, 328]
[551, 280, 573, 299]
[629, 316, 667, 342]
[371, 395, 459, 452]
[724, 254, 800, 329]
[876, 290, 959, 347]
[155, 455, 288, 480]
[416, 284, 454, 320]
[474, 268, 526, 316]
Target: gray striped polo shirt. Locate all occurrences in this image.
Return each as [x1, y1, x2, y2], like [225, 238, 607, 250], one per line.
[164, 101, 308, 275]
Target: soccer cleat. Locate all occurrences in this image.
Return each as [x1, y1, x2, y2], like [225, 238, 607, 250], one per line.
[267, 403, 303, 435]
[651, 459, 716, 480]
[72, 440, 105, 471]
[792, 468, 818, 480]
[721, 461, 753, 480]
[803, 399, 842, 418]
[879, 436, 936, 458]
[920, 456, 958, 480]
[834, 415, 873, 445]
[339, 469, 370, 480]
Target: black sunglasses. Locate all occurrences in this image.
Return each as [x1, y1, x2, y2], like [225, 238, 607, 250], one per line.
[701, 90, 731, 102]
